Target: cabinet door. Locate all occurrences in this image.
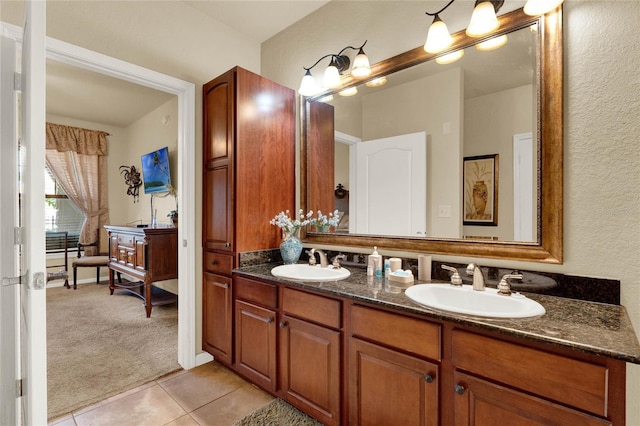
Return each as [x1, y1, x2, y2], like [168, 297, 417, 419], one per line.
[279, 315, 341, 426]
[203, 70, 234, 253]
[234, 68, 295, 252]
[203, 69, 234, 166]
[452, 372, 612, 426]
[134, 237, 146, 272]
[202, 272, 233, 365]
[349, 338, 439, 426]
[109, 233, 118, 262]
[235, 300, 277, 392]
[203, 167, 233, 252]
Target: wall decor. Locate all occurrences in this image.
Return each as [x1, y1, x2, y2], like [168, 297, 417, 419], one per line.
[119, 165, 142, 202]
[463, 154, 499, 226]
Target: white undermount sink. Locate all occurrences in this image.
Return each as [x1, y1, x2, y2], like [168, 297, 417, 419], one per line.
[404, 284, 545, 318]
[271, 264, 351, 282]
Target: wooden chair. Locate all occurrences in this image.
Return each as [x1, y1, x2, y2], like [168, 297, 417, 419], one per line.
[72, 230, 120, 289]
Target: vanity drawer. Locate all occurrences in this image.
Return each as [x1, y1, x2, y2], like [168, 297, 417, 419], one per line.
[451, 330, 609, 417]
[351, 305, 441, 361]
[117, 233, 134, 249]
[281, 288, 341, 329]
[234, 276, 277, 309]
[204, 251, 233, 276]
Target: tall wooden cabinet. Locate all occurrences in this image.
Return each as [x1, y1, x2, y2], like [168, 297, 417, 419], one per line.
[202, 67, 295, 364]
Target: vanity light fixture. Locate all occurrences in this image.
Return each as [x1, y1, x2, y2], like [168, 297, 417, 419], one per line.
[424, 0, 504, 54]
[466, 1, 502, 37]
[298, 40, 371, 96]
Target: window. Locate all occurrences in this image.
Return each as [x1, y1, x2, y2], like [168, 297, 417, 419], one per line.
[45, 166, 84, 252]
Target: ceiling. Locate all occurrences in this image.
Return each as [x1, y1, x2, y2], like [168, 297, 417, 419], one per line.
[46, 1, 330, 127]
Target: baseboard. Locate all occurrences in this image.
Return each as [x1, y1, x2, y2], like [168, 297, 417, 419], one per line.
[195, 351, 214, 367]
[46, 275, 111, 288]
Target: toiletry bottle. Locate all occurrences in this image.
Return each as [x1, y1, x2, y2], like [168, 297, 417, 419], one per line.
[384, 258, 390, 277]
[366, 249, 375, 276]
[369, 246, 382, 278]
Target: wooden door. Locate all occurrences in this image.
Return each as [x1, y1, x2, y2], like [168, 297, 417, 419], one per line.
[203, 70, 234, 253]
[349, 338, 439, 426]
[202, 272, 233, 365]
[279, 315, 341, 426]
[234, 300, 277, 392]
[452, 372, 612, 426]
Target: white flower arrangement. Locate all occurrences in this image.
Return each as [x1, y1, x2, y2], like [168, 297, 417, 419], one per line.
[270, 209, 313, 234]
[310, 209, 341, 229]
[270, 209, 341, 234]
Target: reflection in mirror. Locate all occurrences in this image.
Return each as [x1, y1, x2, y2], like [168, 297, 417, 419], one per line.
[302, 7, 563, 263]
[323, 24, 537, 242]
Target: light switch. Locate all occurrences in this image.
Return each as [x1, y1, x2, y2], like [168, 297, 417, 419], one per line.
[438, 205, 451, 218]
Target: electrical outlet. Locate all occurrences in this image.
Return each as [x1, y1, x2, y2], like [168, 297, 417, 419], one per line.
[438, 205, 451, 218]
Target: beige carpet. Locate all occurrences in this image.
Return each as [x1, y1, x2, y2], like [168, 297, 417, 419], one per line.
[46, 282, 180, 420]
[234, 398, 323, 426]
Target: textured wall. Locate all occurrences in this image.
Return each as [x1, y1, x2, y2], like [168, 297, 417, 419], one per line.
[262, 1, 640, 421]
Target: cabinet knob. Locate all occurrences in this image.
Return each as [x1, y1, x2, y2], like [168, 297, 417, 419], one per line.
[454, 384, 466, 395]
[424, 373, 434, 383]
[225, 242, 231, 247]
[267, 317, 274, 323]
[279, 321, 288, 329]
[210, 260, 217, 265]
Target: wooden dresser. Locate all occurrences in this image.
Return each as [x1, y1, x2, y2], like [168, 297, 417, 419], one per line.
[105, 225, 178, 317]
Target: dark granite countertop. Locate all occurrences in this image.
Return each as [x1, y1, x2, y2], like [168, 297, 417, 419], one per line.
[235, 263, 640, 364]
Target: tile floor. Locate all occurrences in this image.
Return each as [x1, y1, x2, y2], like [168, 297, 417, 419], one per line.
[48, 362, 274, 426]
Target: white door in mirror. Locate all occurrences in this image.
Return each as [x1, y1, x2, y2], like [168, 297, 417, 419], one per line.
[404, 284, 545, 318]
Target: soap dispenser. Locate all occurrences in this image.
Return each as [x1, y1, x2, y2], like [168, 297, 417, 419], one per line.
[368, 246, 382, 277]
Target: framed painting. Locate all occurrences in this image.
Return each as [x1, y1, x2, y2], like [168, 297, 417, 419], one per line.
[463, 154, 499, 226]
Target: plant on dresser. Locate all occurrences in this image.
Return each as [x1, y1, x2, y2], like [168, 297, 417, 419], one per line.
[201, 67, 295, 364]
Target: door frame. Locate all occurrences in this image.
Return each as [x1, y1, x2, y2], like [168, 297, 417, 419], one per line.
[2, 21, 204, 369]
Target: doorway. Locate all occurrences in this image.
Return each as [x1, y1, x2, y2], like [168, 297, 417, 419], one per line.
[44, 33, 198, 370]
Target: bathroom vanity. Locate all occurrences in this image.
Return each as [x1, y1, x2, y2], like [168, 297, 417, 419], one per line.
[227, 264, 640, 426]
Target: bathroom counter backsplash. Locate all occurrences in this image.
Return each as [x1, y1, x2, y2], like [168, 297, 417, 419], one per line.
[238, 249, 621, 304]
[235, 255, 640, 365]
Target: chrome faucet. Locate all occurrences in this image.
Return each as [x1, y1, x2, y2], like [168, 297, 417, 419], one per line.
[308, 248, 329, 267]
[331, 254, 347, 269]
[441, 265, 462, 286]
[497, 273, 523, 296]
[466, 263, 485, 291]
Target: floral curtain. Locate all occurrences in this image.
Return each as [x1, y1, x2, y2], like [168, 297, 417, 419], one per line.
[45, 123, 110, 255]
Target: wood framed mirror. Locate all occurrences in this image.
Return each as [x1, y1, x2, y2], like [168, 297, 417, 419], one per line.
[301, 7, 563, 263]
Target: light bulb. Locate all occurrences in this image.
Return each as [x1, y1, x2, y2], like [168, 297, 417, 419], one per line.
[339, 87, 358, 97]
[424, 15, 453, 54]
[298, 70, 318, 96]
[466, 2, 499, 37]
[323, 60, 341, 88]
[476, 34, 508, 51]
[524, 0, 564, 16]
[436, 50, 464, 65]
[365, 76, 387, 87]
[351, 49, 371, 78]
